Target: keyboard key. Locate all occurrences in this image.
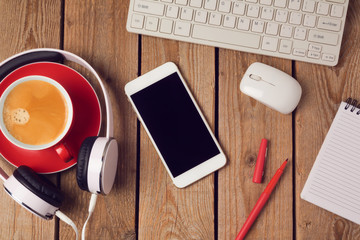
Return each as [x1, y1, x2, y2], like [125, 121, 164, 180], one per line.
[233, 2, 246, 15]
[288, 0, 301, 10]
[194, 10, 208, 23]
[275, 10, 288, 23]
[192, 24, 261, 48]
[237, 18, 251, 30]
[294, 27, 307, 40]
[209, 12, 222, 25]
[166, 6, 179, 18]
[127, 0, 348, 67]
[331, 5, 344, 18]
[190, 0, 203, 7]
[261, 8, 274, 20]
[303, 0, 316, 13]
[317, 17, 341, 31]
[145, 16, 159, 31]
[265, 22, 279, 35]
[317, 2, 330, 15]
[262, 36, 278, 51]
[174, 21, 191, 36]
[260, 0, 272, 5]
[326, 0, 345, 3]
[289, 12, 302, 25]
[219, 0, 231, 13]
[279, 39, 293, 53]
[322, 53, 336, 62]
[134, 1, 165, 16]
[308, 30, 338, 45]
[274, 0, 287, 8]
[303, 15, 316, 27]
[160, 19, 174, 33]
[247, 5, 260, 18]
[181, 8, 194, 20]
[204, 0, 217, 10]
[175, 0, 188, 5]
[131, 14, 145, 29]
[280, 25, 293, 38]
[223, 15, 236, 28]
[293, 48, 306, 56]
[309, 44, 322, 52]
[252, 20, 265, 32]
[308, 51, 321, 59]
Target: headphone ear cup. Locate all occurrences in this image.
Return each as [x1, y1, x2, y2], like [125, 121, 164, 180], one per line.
[13, 166, 64, 207]
[77, 137, 98, 192]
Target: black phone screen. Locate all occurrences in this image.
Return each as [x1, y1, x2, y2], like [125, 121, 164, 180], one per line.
[130, 72, 220, 177]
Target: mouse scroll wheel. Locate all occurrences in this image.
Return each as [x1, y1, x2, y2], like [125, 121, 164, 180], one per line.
[249, 74, 263, 81]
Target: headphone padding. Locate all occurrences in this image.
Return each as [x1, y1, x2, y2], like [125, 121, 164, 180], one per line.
[77, 136, 98, 192]
[0, 51, 64, 81]
[13, 166, 64, 207]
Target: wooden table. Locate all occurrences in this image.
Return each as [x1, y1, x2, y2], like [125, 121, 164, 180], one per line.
[0, 1, 359, 239]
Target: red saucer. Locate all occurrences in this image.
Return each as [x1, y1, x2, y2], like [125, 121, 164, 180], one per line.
[0, 62, 101, 173]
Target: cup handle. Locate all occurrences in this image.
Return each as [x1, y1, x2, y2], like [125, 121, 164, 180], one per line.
[55, 143, 73, 162]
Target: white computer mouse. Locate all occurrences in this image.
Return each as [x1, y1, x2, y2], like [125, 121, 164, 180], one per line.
[240, 62, 302, 114]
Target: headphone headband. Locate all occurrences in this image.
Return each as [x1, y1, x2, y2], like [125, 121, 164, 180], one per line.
[0, 48, 114, 138]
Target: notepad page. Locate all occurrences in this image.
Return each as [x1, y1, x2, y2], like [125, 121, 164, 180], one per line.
[301, 101, 360, 225]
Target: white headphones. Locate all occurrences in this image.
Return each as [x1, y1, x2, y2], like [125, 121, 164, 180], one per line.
[0, 48, 119, 239]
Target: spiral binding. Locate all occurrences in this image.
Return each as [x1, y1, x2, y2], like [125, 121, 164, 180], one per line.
[345, 98, 360, 115]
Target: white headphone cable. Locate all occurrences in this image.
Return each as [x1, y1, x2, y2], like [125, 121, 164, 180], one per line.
[55, 210, 79, 240]
[81, 193, 98, 240]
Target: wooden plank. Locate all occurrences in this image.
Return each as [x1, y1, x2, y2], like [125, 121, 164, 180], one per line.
[218, 52, 293, 239]
[138, 38, 216, 239]
[295, 1, 360, 239]
[61, 0, 138, 239]
[0, 0, 62, 239]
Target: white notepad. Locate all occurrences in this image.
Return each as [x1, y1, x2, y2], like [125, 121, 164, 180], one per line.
[301, 100, 360, 225]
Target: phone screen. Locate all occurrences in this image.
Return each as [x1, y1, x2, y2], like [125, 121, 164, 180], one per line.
[130, 72, 220, 177]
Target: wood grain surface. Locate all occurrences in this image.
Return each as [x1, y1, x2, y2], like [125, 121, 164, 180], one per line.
[61, 0, 138, 239]
[0, 0, 359, 239]
[138, 38, 216, 239]
[295, 1, 360, 240]
[0, 0, 61, 239]
[218, 52, 293, 240]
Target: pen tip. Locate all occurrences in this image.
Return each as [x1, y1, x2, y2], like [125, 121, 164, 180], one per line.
[286, 158, 288, 162]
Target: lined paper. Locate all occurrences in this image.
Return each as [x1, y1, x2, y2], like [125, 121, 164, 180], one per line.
[301, 101, 360, 225]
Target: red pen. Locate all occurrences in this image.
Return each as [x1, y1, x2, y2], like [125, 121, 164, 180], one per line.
[253, 139, 268, 183]
[235, 159, 288, 240]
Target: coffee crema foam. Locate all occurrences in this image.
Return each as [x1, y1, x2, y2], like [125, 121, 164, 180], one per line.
[3, 80, 69, 145]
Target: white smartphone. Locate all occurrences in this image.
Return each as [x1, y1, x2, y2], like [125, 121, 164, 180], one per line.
[125, 62, 226, 188]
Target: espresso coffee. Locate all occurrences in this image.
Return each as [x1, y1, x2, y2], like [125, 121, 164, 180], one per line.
[2, 80, 69, 145]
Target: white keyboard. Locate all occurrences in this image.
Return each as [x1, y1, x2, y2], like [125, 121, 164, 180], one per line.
[126, 0, 349, 66]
